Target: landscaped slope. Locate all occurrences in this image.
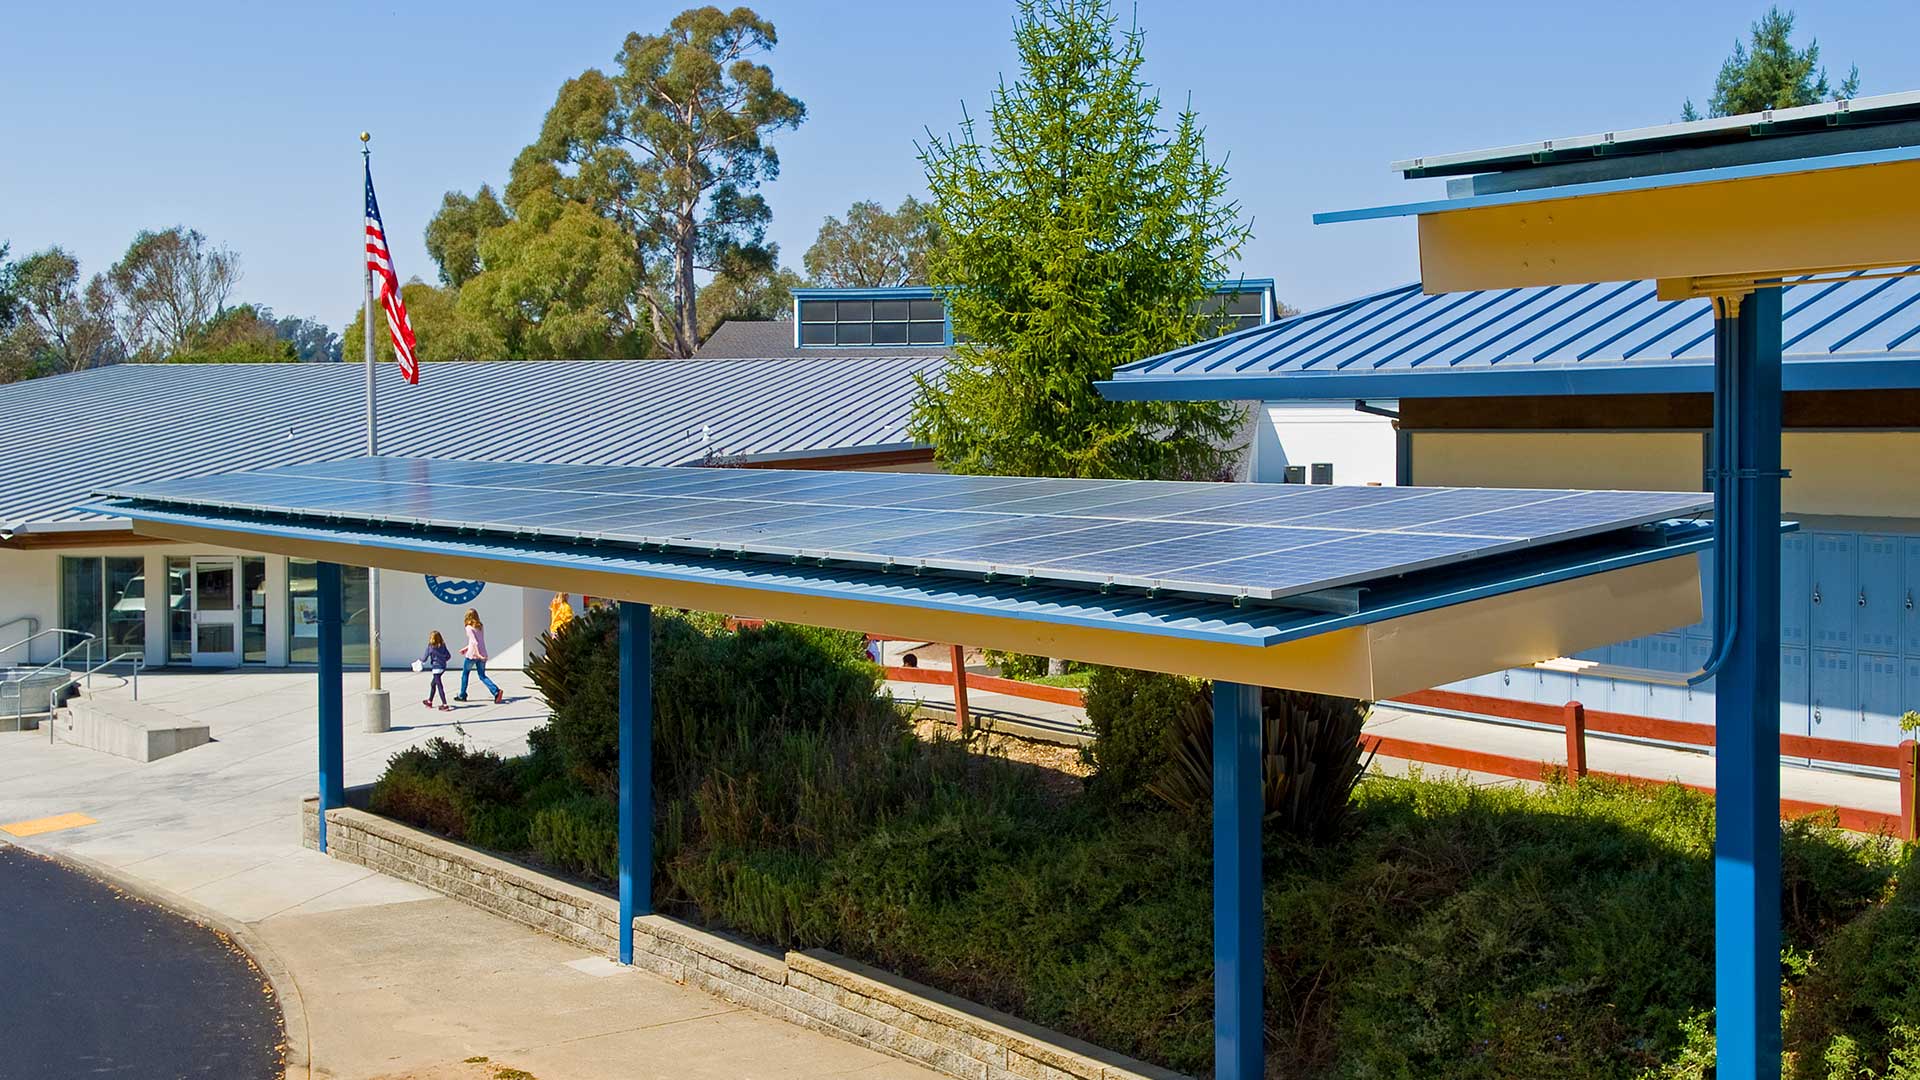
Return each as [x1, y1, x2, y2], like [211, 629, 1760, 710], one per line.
[368, 605, 1917, 1078]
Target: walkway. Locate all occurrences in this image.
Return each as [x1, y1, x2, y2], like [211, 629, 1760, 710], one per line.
[0, 669, 936, 1080]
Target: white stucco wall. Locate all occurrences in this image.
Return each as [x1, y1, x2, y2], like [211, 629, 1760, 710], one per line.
[1250, 401, 1400, 487]
[0, 534, 531, 672]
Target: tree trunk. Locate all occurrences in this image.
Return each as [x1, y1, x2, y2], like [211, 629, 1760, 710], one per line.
[673, 215, 699, 358]
[1047, 657, 1068, 676]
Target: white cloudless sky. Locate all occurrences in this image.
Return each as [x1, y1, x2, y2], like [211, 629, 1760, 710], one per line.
[4, 1, 1915, 334]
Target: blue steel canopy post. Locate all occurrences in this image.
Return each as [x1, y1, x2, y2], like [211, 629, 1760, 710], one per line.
[618, 601, 654, 965]
[1213, 680, 1263, 1080]
[316, 561, 345, 853]
[1714, 285, 1784, 1077]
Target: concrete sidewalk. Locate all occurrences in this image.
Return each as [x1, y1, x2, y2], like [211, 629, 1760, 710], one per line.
[0, 669, 935, 1080]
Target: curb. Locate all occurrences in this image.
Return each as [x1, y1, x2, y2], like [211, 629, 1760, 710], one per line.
[0, 835, 312, 1080]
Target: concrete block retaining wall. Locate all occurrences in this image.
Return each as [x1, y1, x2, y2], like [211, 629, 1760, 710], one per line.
[302, 799, 1186, 1080]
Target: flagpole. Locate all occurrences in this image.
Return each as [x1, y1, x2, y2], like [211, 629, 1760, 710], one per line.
[360, 131, 389, 733]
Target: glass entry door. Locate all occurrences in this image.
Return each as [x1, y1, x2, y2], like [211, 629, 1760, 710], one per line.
[190, 557, 241, 666]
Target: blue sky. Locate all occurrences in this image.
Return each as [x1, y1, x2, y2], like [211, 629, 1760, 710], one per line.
[6, 1, 1916, 332]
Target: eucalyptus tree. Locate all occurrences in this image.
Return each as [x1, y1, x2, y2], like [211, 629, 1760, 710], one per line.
[108, 226, 239, 357]
[803, 197, 944, 288]
[431, 7, 805, 359]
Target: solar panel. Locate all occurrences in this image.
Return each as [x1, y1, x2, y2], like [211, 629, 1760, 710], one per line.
[97, 456, 1710, 603]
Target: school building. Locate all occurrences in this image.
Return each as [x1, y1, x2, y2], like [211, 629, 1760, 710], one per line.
[1107, 273, 1920, 749]
[0, 278, 1283, 680]
[0, 352, 945, 674]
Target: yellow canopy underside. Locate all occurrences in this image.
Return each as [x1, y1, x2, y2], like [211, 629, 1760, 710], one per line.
[133, 519, 1702, 701]
[1416, 156, 1920, 294]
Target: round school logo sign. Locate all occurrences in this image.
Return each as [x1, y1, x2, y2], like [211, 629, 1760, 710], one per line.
[424, 576, 486, 605]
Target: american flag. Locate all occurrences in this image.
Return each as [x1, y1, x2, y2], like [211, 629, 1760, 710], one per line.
[364, 161, 419, 384]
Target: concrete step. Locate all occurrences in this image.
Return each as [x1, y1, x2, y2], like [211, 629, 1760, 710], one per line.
[52, 692, 209, 763]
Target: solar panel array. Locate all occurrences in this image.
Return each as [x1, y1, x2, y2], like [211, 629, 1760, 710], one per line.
[99, 457, 1710, 604]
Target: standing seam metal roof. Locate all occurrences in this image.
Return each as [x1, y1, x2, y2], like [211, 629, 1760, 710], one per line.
[1, 357, 947, 528]
[1104, 271, 1920, 399]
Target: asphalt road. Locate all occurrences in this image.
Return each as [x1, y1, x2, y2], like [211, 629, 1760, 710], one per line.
[0, 844, 282, 1079]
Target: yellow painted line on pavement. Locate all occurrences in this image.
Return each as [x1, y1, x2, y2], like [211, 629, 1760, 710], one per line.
[1, 812, 97, 838]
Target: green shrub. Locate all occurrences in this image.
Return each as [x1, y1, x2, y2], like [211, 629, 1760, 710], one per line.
[369, 737, 518, 841]
[1148, 686, 1371, 841]
[1787, 856, 1920, 1076]
[528, 795, 618, 882]
[1082, 666, 1205, 803]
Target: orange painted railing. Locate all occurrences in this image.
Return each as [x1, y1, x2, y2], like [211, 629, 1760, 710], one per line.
[1386, 688, 1919, 839]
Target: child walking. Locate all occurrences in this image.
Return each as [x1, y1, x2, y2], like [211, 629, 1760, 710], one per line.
[419, 630, 452, 711]
[456, 608, 504, 704]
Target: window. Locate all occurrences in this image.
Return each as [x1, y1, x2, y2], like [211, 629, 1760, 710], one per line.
[799, 295, 948, 348]
[59, 557, 103, 646]
[1193, 289, 1267, 336]
[60, 556, 147, 659]
[167, 557, 190, 662]
[242, 557, 267, 664]
[287, 560, 370, 665]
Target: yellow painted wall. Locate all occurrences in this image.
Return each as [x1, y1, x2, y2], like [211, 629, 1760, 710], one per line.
[1410, 432, 1705, 491]
[1781, 433, 1920, 517]
[1410, 430, 1920, 517]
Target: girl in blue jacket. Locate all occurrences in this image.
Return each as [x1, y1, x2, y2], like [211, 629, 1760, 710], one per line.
[420, 630, 452, 711]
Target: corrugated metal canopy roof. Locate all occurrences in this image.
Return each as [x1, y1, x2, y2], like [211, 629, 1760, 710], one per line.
[1101, 271, 1920, 402]
[1, 357, 946, 530]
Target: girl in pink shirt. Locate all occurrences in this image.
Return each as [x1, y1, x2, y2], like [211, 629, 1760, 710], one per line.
[455, 608, 503, 704]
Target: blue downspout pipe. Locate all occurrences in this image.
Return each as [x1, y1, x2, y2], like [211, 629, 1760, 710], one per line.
[316, 561, 345, 854]
[617, 601, 653, 965]
[1714, 286, 1784, 1078]
[1213, 680, 1263, 1080]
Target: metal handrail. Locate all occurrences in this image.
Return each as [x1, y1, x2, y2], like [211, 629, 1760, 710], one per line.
[0, 626, 93, 663]
[0, 615, 39, 654]
[0, 632, 97, 737]
[85, 650, 147, 702]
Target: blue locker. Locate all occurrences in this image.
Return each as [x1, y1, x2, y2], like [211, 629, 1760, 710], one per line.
[1810, 533, 1857, 651]
[1857, 653, 1904, 747]
[1857, 535, 1902, 653]
[1811, 649, 1858, 742]
[1539, 670, 1579, 708]
[1905, 656, 1920, 735]
[1904, 538, 1920, 656]
[1616, 677, 1657, 717]
[1681, 637, 1716, 728]
[1610, 636, 1648, 670]
[1780, 647, 1810, 740]
[1641, 634, 1687, 721]
[1645, 634, 1687, 673]
[1780, 532, 1812, 650]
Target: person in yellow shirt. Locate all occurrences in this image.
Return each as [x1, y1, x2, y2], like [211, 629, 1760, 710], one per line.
[549, 592, 576, 637]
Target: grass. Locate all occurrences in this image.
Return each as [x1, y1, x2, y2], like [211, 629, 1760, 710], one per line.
[1013, 670, 1093, 689]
